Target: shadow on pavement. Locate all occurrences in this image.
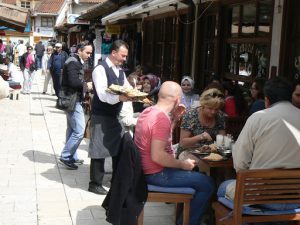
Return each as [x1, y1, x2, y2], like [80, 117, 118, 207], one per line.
[23, 150, 112, 191]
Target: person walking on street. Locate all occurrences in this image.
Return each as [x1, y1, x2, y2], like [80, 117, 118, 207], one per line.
[16, 40, 27, 66]
[88, 40, 131, 195]
[19, 46, 36, 94]
[42, 45, 54, 95]
[34, 41, 45, 70]
[59, 41, 93, 169]
[48, 42, 68, 97]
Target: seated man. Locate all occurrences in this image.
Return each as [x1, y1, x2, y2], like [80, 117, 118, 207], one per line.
[2, 56, 23, 88]
[134, 81, 214, 225]
[219, 77, 300, 210]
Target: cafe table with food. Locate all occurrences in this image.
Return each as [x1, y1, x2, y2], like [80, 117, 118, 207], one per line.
[177, 88, 235, 185]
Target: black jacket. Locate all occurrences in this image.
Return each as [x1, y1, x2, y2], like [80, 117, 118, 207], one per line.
[102, 132, 148, 225]
[19, 52, 35, 72]
[61, 55, 84, 100]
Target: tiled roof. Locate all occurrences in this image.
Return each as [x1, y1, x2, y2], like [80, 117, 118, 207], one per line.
[34, 0, 65, 14]
[1, 0, 16, 5]
[79, 0, 105, 3]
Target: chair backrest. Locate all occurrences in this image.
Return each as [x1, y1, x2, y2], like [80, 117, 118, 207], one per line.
[233, 169, 300, 223]
[225, 116, 247, 141]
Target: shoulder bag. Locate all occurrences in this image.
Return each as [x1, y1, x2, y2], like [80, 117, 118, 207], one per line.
[56, 87, 78, 112]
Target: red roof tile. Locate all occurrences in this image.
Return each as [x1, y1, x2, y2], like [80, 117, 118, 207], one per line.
[1, 0, 16, 5]
[79, 0, 105, 3]
[35, 0, 65, 14]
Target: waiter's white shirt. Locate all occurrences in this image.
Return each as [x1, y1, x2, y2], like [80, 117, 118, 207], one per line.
[92, 57, 131, 105]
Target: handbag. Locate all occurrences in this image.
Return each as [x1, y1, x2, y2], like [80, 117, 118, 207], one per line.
[56, 87, 78, 112]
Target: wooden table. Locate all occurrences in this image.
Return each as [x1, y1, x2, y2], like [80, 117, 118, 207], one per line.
[197, 156, 235, 186]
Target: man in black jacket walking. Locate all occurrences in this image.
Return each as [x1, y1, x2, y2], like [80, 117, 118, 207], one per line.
[48, 42, 69, 97]
[59, 41, 93, 169]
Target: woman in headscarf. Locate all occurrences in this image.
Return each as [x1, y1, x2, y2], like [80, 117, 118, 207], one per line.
[180, 76, 200, 110]
[133, 74, 161, 113]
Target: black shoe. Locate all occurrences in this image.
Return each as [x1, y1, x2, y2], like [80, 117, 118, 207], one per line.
[42, 92, 46, 94]
[74, 159, 84, 165]
[88, 185, 108, 195]
[59, 158, 78, 170]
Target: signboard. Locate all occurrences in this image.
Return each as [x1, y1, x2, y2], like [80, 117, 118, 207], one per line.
[0, 3, 29, 32]
[105, 25, 121, 34]
[67, 14, 90, 25]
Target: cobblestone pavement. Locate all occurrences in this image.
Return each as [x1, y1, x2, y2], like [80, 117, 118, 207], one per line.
[0, 71, 175, 225]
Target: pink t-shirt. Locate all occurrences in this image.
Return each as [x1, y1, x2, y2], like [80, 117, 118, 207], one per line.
[25, 54, 34, 69]
[134, 106, 174, 174]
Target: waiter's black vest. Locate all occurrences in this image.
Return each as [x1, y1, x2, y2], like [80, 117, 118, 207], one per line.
[91, 60, 124, 117]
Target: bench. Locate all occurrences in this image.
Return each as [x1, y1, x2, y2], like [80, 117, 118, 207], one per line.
[137, 185, 195, 225]
[212, 168, 300, 225]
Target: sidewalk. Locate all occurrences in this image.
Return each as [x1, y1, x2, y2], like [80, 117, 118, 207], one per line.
[0, 71, 175, 225]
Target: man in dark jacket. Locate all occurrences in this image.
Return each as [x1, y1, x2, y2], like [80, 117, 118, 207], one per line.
[34, 41, 45, 69]
[59, 41, 93, 169]
[48, 42, 69, 97]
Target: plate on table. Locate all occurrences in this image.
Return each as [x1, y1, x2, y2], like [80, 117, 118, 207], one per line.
[189, 145, 211, 156]
[201, 153, 227, 161]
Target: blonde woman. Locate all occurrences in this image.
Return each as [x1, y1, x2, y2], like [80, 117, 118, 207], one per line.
[178, 88, 226, 160]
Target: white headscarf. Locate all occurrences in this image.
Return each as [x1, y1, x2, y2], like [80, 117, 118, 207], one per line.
[181, 76, 195, 89]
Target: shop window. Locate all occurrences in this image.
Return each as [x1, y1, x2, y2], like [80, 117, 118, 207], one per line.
[20, 1, 30, 9]
[41, 17, 53, 27]
[223, 0, 273, 82]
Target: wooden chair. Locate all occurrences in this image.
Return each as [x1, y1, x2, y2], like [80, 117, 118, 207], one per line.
[213, 169, 300, 225]
[224, 116, 247, 141]
[137, 185, 195, 225]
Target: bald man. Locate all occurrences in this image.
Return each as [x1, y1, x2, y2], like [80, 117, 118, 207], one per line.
[134, 81, 214, 225]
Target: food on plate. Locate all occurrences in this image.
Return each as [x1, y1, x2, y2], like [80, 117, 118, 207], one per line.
[203, 153, 223, 161]
[209, 143, 218, 152]
[107, 84, 148, 97]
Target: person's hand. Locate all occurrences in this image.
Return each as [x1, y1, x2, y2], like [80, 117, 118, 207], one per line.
[180, 158, 196, 170]
[86, 82, 93, 91]
[198, 131, 213, 142]
[173, 104, 186, 122]
[119, 94, 130, 102]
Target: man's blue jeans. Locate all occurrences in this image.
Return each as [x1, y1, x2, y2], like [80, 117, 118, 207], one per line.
[35, 55, 43, 69]
[146, 168, 214, 225]
[60, 102, 85, 162]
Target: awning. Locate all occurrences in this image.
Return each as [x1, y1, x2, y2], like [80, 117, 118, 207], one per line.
[0, 3, 29, 32]
[101, 0, 182, 25]
[79, 0, 118, 20]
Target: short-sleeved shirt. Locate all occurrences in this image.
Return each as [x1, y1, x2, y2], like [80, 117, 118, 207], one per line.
[178, 107, 225, 154]
[134, 106, 175, 175]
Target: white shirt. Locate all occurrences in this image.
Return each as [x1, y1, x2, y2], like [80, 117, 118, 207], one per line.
[92, 57, 131, 105]
[7, 62, 23, 83]
[17, 44, 26, 56]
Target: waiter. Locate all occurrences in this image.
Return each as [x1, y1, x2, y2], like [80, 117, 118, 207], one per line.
[88, 40, 131, 195]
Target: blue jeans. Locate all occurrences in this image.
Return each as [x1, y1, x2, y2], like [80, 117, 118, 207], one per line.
[35, 55, 43, 69]
[146, 168, 214, 225]
[60, 102, 85, 162]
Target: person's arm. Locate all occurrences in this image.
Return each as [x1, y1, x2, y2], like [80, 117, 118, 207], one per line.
[151, 139, 195, 170]
[119, 102, 138, 127]
[64, 61, 83, 91]
[150, 114, 195, 170]
[92, 65, 121, 105]
[232, 117, 255, 172]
